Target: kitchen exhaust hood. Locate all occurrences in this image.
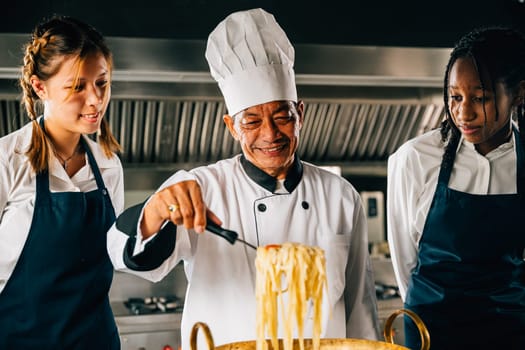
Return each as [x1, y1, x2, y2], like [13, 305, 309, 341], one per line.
[0, 34, 450, 188]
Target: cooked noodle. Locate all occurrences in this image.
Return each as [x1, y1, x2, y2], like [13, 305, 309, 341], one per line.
[255, 242, 327, 350]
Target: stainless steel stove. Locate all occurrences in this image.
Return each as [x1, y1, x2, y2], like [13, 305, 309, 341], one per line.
[112, 296, 183, 350]
[124, 296, 184, 315]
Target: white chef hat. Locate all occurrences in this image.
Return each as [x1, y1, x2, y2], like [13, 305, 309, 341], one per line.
[205, 8, 297, 116]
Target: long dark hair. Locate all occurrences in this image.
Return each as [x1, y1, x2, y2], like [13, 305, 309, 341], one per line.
[441, 26, 525, 168]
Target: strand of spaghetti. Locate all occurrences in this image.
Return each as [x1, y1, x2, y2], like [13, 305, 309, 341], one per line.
[255, 242, 327, 350]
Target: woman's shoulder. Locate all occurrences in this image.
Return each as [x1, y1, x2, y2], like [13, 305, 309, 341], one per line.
[387, 128, 446, 185]
[390, 128, 444, 162]
[0, 122, 33, 161]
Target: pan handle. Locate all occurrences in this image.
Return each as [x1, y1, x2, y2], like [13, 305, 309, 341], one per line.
[190, 322, 215, 350]
[383, 308, 430, 350]
[206, 220, 238, 244]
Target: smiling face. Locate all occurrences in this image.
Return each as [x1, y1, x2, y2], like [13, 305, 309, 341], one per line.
[448, 57, 517, 155]
[224, 100, 304, 179]
[31, 52, 111, 138]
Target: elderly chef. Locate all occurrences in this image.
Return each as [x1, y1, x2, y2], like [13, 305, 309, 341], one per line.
[108, 8, 380, 349]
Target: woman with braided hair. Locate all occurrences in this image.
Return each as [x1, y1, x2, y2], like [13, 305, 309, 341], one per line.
[387, 26, 525, 349]
[0, 15, 123, 349]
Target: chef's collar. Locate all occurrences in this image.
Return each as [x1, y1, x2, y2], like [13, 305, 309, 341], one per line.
[240, 155, 303, 193]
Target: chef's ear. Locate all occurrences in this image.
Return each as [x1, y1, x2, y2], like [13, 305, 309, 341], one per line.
[296, 100, 305, 129]
[223, 114, 239, 140]
[30, 75, 46, 100]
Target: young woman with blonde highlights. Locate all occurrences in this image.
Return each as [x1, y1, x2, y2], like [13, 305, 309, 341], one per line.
[0, 15, 124, 349]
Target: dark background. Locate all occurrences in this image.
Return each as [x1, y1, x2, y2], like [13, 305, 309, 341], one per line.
[3, 0, 525, 47]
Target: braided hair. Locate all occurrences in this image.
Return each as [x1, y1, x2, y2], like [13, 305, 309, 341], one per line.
[441, 26, 525, 169]
[20, 15, 122, 173]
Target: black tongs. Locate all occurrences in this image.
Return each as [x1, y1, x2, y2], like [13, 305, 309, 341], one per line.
[205, 221, 257, 250]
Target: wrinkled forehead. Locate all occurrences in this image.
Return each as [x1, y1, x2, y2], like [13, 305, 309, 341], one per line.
[235, 100, 297, 119]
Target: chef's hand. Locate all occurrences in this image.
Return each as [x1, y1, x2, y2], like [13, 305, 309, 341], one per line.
[140, 180, 222, 239]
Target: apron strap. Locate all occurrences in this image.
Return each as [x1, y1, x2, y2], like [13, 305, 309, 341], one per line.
[79, 136, 107, 192]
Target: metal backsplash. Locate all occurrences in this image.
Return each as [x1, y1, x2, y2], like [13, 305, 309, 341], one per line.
[0, 34, 450, 184]
[0, 97, 444, 170]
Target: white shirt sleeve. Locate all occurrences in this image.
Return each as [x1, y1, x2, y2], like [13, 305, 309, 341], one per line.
[107, 169, 197, 281]
[386, 146, 420, 300]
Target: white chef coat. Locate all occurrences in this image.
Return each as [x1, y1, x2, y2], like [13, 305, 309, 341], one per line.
[387, 128, 518, 300]
[0, 120, 125, 294]
[108, 155, 380, 349]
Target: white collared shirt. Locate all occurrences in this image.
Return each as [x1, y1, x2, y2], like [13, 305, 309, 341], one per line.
[0, 120, 125, 293]
[387, 128, 517, 300]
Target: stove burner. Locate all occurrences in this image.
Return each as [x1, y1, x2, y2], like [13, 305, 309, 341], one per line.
[124, 296, 183, 315]
[375, 283, 400, 300]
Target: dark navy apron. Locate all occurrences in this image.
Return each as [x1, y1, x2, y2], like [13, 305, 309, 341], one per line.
[404, 128, 525, 350]
[0, 120, 119, 349]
